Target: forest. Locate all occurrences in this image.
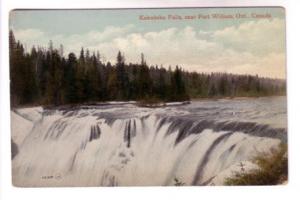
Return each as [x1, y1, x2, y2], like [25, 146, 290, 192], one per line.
[9, 30, 286, 107]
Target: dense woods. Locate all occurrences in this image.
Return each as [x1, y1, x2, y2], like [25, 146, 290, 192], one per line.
[9, 30, 286, 107]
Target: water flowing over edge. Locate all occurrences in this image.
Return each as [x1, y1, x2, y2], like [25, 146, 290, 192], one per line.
[11, 102, 287, 187]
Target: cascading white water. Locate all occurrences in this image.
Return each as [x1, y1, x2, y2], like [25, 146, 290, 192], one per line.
[11, 97, 286, 187]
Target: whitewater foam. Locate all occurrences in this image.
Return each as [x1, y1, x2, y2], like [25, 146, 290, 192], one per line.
[11, 98, 286, 186]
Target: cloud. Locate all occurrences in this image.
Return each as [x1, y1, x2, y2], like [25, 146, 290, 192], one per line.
[212, 18, 285, 55]
[14, 28, 45, 40]
[92, 26, 221, 67]
[12, 19, 286, 78]
[13, 24, 135, 53]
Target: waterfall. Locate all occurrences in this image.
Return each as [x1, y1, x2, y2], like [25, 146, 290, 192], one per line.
[11, 102, 286, 187]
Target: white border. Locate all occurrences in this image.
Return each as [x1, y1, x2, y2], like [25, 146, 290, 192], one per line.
[1, 1, 300, 200]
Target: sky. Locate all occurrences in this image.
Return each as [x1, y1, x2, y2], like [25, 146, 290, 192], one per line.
[9, 7, 286, 78]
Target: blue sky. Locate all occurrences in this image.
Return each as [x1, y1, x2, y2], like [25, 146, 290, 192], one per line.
[10, 7, 286, 78]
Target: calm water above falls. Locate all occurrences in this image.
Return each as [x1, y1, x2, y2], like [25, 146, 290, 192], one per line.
[11, 96, 287, 186]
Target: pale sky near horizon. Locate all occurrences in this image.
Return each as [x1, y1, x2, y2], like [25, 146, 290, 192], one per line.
[10, 7, 286, 78]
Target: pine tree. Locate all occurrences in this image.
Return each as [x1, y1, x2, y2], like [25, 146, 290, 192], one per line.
[75, 47, 86, 102]
[171, 66, 188, 101]
[44, 49, 64, 105]
[107, 68, 118, 99]
[158, 67, 167, 100]
[64, 53, 78, 103]
[8, 31, 286, 107]
[116, 51, 129, 100]
[138, 53, 152, 99]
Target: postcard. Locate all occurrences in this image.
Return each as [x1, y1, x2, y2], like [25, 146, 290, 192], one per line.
[9, 7, 287, 187]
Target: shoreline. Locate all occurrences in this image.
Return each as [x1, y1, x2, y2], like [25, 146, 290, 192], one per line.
[11, 95, 286, 110]
[191, 95, 286, 102]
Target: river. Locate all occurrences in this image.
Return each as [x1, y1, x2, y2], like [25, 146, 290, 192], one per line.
[11, 96, 287, 186]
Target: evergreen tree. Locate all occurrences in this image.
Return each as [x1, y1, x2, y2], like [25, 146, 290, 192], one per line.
[64, 53, 78, 103]
[138, 53, 152, 99]
[9, 29, 286, 107]
[107, 67, 118, 99]
[171, 66, 188, 101]
[44, 48, 64, 105]
[115, 51, 129, 99]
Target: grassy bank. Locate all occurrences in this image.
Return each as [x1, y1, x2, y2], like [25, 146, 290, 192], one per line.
[225, 143, 288, 185]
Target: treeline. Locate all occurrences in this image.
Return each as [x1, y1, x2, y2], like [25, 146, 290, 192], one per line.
[184, 71, 286, 98]
[9, 30, 286, 107]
